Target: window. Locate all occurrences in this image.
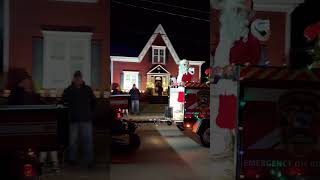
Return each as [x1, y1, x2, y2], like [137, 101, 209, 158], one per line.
[123, 71, 139, 91]
[152, 46, 166, 64]
[32, 38, 101, 88]
[42, 31, 92, 89]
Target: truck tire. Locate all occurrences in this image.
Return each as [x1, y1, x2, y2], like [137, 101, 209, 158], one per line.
[129, 134, 141, 149]
[167, 121, 173, 126]
[200, 127, 210, 147]
[177, 125, 184, 131]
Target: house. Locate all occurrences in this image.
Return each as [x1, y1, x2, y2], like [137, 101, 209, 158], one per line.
[1, 0, 110, 90]
[111, 24, 205, 95]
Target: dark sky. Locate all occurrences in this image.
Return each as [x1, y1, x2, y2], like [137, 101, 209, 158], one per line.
[110, 0, 210, 64]
[291, 0, 320, 68]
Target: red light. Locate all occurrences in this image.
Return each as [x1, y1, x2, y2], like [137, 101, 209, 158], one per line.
[184, 114, 193, 119]
[284, 167, 304, 176]
[117, 113, 122, 119]
[24, 164, 34, 177]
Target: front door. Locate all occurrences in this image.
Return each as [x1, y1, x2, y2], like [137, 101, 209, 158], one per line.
[155, 76, 162, 87]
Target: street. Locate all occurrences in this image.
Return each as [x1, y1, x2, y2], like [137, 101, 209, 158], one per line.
[111, 123, 209, 180]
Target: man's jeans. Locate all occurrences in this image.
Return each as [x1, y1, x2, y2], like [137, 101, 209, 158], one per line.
[68, 122, 94, 164]
[131, 100, 139, 114]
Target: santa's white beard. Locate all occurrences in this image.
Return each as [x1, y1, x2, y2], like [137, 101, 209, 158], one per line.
[214, 8, 249, 67]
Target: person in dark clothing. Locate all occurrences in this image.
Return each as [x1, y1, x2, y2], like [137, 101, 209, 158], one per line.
[129, 84, 140, 114]
[60, 71, 96, 167]
[157, 84, 163, 96]
[8, 75, 41, 105]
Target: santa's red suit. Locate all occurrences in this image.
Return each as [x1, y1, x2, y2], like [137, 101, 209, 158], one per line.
[213, 32, 261, 65]
[182, 73, 192, 83]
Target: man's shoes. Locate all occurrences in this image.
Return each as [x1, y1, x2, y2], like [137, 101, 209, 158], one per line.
[67, 160, 77, 167]
[87, 162, 96, 169]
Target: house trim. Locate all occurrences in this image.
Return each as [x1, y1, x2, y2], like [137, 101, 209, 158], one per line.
[189, 61, 205, 66]
[138, 24, 180, 64]
[110, 56, 139, 62]
[3, 0, 9, 72]
[54, 0, 99, 3]
[42, 31, 93, 39]
[147, 64, 170, 75]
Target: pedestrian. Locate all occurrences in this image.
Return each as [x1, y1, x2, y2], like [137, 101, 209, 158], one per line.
[157, 84, 163, 96]
[8, 73, 41, 105]
[60, 71, 96, 168]
[8, 73, 60, 172]
[129, 84, 140, 114]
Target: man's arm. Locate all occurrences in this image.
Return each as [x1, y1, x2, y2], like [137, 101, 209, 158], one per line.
[88, 86, 96, 110]
[59, 88, 69, 105]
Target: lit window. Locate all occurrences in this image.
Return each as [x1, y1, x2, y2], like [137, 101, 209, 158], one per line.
[152, 46, 166, 64]
[123, 71, 139, 91]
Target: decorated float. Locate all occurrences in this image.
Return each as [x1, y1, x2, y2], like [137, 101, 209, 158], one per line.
[167, 59, 210, 147]
[210, 0, 320, 179]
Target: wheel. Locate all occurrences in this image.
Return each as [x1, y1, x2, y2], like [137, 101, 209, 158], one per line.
[129, 134, 141, 149]
[200, 127, 210, 147]
[167, 121, 173, 126]
[176, 125, 184, 131]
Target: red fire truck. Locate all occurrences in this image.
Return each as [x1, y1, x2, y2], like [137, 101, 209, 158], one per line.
[168, 82, 210, 147]
[236, 66, 320, 180]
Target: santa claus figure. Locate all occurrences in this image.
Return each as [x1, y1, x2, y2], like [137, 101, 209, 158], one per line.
[177, 59, 189, 84]
[176, 59, 195, 102]
[210, 0, 271, 167]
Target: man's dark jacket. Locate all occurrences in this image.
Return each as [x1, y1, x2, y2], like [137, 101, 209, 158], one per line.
[61, 83, 96, 122]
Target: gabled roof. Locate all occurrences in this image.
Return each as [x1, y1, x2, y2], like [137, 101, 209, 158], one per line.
[111, 24, 181, 64]
[138, 24, 180, 64]
[147, 65, 170, 74]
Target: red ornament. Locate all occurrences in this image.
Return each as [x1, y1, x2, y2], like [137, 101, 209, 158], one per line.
[205, 68, 213, 76]
[304, 22, 320, 41]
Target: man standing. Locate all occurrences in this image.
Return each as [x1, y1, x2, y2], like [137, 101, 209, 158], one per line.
[60, 71, 96, 167]
[129, 84, 140, 114]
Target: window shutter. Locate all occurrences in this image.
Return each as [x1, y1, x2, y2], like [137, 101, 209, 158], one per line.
[91, 40, 102, 88]
[120, 72, 124, 90]
[32, 37, 44, 89]
[166, 49, 169, 64]
[138, 74, 142, 89]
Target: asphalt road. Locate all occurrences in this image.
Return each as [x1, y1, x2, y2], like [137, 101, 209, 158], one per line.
[111, 124, 210, 180]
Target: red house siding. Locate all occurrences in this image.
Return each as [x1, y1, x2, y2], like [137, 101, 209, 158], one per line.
[9, 0, 110, 89]
[210, 9, 286, 66]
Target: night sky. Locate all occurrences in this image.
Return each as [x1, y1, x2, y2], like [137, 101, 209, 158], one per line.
[291, 0, 320, 68]
[110, 0, 210, 70]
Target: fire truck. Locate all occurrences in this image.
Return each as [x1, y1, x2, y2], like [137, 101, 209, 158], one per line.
[235, 66, 320, 179]
[168, 82, 210, 147]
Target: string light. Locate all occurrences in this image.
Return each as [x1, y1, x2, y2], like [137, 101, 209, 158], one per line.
[112, 0, 210, 22]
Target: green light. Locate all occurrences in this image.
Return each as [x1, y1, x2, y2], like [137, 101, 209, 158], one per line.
[270, 169, 276, 176]
[240, 100, 246, 107]
[277, 171, 282, 178]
